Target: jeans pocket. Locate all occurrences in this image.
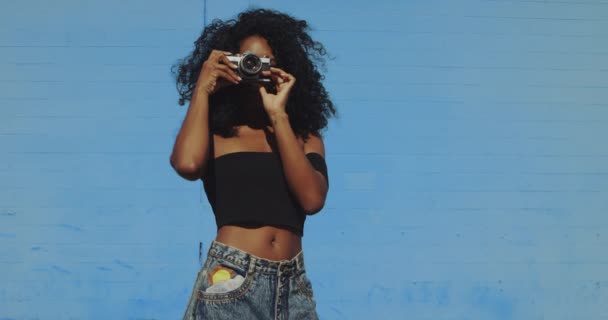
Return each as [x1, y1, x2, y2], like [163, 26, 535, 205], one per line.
[196, 255, 255, 302]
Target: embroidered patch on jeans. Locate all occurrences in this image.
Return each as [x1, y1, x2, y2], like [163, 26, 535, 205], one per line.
[205, 274, 245, 293]
[208, 265, 236, 286]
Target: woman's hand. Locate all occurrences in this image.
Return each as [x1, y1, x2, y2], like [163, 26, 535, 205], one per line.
[196, 50, 242, 96]
[258, 67, 296, 116]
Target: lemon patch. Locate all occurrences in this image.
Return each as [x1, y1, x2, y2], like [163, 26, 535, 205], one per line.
[208, 265, 236, 285]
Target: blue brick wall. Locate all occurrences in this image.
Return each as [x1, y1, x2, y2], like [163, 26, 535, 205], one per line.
[1, 0, 607, 319]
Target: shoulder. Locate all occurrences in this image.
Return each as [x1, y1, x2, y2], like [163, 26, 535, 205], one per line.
[302, 132, 325, 158]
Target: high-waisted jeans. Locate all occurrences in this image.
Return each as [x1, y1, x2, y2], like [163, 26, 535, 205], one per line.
[182, 240, 320, 320]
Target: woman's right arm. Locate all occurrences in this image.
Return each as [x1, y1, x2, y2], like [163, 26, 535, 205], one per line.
[170, 50, 241, 181]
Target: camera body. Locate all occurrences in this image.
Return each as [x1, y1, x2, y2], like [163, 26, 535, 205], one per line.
[226, 51, 272, 82]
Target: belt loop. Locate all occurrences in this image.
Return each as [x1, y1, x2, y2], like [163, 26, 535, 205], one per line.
[248, 256, 256, 275]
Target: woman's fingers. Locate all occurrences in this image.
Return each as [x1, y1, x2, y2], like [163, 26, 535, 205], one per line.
[210, 50, 237, 73]
[261, 67, 296, 95]
[210, 50, 239, 80]
[268, 67, 286, 79]
[258, 85, 268, 96]
[198, 49, 242, 95]
[218, 54, 238, 70]
[215, 69, 239, 85]
[261, 70, 280, 86]
[271, 72, 284, 85]
[260, 67, 296, 95]
[212, 51, 241, 83]
[210, 49, 232, 59]
[264, 68, 293, 84]
[269, 67, 295, 85]
[269, 67, 290, 77]
[215, 63, 241, 83]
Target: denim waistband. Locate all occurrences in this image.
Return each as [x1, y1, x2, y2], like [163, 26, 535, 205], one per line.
[207, 240, 306, 276]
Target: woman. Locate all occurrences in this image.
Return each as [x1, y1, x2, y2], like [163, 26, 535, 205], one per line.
[169, 8, 338, 319]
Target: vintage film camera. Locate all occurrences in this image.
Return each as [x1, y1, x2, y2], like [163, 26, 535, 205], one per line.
[226, 51, 272, 82]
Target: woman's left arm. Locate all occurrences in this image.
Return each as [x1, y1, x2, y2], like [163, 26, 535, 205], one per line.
[259, 67, 328, 215]
[271, 112, 328, 215]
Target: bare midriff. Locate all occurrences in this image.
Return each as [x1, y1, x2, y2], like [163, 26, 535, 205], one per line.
[215, 225, 303, 261]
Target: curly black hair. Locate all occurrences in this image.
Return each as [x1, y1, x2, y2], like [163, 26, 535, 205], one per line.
[170, 8, 338, 142]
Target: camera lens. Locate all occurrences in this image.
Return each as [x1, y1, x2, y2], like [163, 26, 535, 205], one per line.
[239, 53, 262, 76]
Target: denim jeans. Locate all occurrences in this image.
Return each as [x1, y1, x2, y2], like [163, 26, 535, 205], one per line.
[182, 240, 319, 320]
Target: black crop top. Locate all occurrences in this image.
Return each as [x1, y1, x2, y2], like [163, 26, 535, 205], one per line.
[202, 150, 328, 237]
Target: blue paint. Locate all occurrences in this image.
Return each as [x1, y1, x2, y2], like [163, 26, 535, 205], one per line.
[57, 223, 83, 232]
[51, 265, 71, 274]
[113, 259, 135, 270]
[1, 0, 607, 319]
[469, 285, 514, 320]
